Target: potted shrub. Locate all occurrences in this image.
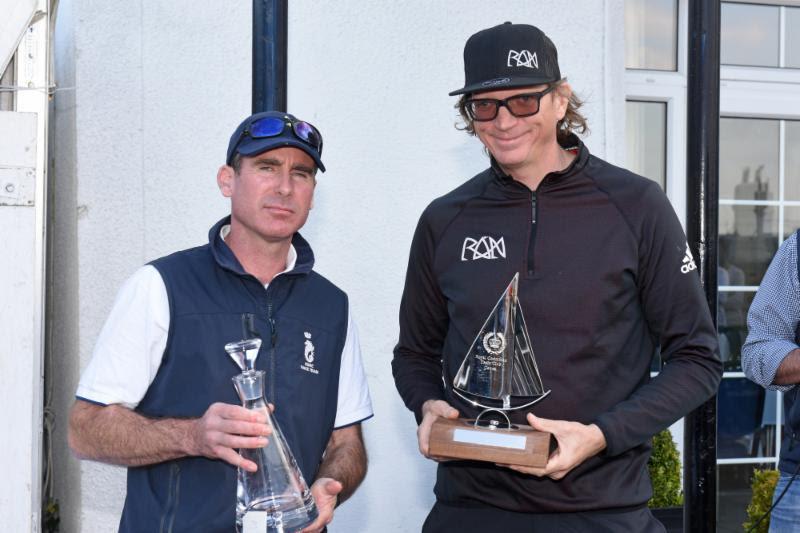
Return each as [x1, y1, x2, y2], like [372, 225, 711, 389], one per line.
[648, 428, 683, 532]
[742, 468, 779, 533]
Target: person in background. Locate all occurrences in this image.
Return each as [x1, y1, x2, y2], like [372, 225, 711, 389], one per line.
[742, 229, 800, 533]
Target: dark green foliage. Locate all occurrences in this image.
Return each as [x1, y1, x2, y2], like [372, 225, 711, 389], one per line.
[743, 469, 779, 533]
[647, 429, 684, 508]
[43, 499, 59, 533]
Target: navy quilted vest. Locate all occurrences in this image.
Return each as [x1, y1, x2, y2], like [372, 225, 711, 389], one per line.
[118, 216, 347, 533]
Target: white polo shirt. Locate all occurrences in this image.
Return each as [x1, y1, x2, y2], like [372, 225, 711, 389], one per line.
[77, 243, 373, 429]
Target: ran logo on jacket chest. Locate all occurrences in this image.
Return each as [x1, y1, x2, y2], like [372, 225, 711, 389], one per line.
[461, 236, 506, 261]
[300, 331, 319, 374]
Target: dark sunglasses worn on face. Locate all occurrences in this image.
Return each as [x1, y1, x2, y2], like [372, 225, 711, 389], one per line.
[232, 116, 323, 158]
[464, 85, 557, 122]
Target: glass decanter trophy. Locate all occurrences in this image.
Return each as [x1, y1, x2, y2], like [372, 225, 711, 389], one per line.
[225, 338, 318, 533]
[428, 273, 552, 467]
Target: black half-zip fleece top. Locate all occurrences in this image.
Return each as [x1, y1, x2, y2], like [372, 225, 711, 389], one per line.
[392, 134, 722, 513]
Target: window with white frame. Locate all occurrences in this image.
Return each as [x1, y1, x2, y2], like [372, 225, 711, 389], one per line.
[722, 2, 800, 68]
[625, 100, 667, 189]
[624, 0, 686, 220]
[625, 0, 679, 71]
[626, 0, 800, 528]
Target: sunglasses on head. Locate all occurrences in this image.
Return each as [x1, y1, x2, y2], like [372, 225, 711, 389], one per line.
[231, 116, 323, 161]
[464, 85, 557, 122]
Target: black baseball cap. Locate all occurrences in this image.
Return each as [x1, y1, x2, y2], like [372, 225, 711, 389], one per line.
[226, 111, 325, 172]
[449, 22, 561, 96]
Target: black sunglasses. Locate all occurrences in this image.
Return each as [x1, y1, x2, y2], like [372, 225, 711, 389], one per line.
[464, 85, 557, 121]
[230, 116, 323, 162]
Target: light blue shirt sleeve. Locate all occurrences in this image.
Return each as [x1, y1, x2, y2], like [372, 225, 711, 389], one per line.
[741, 232, 800, 391]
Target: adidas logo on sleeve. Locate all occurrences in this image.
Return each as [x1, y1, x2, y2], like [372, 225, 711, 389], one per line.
[681, 243, 697, 274]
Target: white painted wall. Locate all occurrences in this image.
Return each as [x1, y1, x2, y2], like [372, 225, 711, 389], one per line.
[1, 3, 51, 530]
[53, 2, 250, 531]
[0, 111, 41, 532]
[52, 1, 624, 531]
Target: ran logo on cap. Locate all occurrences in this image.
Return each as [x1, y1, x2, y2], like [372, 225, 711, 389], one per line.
[507, 49, 538, 69]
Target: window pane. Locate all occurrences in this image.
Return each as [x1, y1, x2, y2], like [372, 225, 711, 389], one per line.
[625, 101, 666, 188]
[718, 378, 778, 459]
[721, 3, 779, 67]
[720, 118, 779, 201]
[785, 207, 800, 240]
[786, 120, 800, 201]
[719, 206, 779, 284]
[719, 463, 778, 532]
[717, 290, 755, 371]
[786, 7, 800, 69]
[625, 0, 678, 70]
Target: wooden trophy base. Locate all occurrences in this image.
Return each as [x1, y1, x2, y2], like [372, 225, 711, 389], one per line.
[428, 417, 551, 467]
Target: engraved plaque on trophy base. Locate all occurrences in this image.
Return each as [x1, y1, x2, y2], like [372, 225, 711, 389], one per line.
[428, 417, 551, 467]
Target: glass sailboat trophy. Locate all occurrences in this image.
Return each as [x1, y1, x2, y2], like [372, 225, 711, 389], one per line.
[226, 338, 318, 533]
[428, 273, 552, 467]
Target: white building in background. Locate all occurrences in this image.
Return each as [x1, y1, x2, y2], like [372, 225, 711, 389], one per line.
[0, 0, 788, 531]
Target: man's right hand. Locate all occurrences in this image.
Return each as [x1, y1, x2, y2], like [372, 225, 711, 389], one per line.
[417, 399, 459, 460]
[188, 402, 272, 472]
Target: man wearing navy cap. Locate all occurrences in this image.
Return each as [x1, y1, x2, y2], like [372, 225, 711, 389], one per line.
[69, 111, 373, 532]
[392, 22, 721, 531]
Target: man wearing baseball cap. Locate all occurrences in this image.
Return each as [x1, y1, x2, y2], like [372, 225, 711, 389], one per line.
[393, 22, 721, 531]
[69, 111, 373, 532]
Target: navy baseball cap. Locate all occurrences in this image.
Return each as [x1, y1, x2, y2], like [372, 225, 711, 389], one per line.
[449, 22, 561, 96]
[226, 111, 325, 172]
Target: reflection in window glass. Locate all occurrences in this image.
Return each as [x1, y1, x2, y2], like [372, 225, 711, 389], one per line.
[719, 463, 777, 531]
[625, 0, 678, 70]
[718, 379, 778, 459]
[786, 121, 800, 201]
[720, 118, 778, 201]
[626, 101, 666, 189]
[717, 291, 755, 371]
[719, 205, 779, 284]
[785, 207, 800, 240]
[787, 7, 800, 68]
[721, 3, 779, 67]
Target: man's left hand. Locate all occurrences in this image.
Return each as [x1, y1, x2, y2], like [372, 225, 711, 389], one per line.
[301, 477, 342, 533]
[498, 413, 607, 480]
